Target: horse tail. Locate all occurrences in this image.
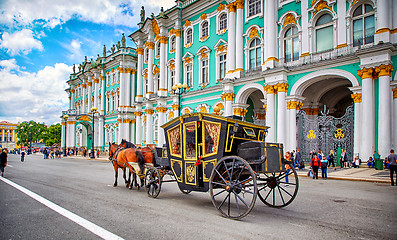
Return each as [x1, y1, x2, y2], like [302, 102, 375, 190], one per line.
[137, 150, 145, 175]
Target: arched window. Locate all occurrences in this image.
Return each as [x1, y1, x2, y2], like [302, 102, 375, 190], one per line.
[352, 3, 374, 47]
[219, 13, 227, 31]
[186, 28, 193, 44]
[170, 36, 176, 51]
[315, 14, 333, 52]
[284, 26, 299, 62]
[201, 21, 209, 38]
[249, 38, 261, 70]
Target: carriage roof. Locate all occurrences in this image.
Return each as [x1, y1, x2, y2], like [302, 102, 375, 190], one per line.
[161, 112, 270, 131]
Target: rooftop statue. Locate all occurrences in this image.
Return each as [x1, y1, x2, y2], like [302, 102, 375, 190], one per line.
[103, 45, 107, 57]
[140, 6, 145, 23]
[116, 41, 121, 51]
[159, 7, 166, 18]
[73, 64, 75, 74]
[111, 44, 115, 54]
[121, 33, 126, 48]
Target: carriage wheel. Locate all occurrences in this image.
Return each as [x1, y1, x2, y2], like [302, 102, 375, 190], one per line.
[257, 164, 299, 208]
[209, 156, 257, 220]
[145, 167, 162, 198]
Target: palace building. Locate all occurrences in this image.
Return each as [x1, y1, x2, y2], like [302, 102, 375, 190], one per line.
[0, 121, 18, 149]
[62, 0, 397, 161]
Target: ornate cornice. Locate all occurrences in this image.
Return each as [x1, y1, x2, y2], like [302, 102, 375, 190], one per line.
[226, 3, 236, 13]
[275, 83, 289, 93]
[375, 64, 393, 77]
[357, 67, 375, 79]
[136, 47, 144, 55]
[221, 92, 235, 101]
[144, 109, 154, 115]
[264, 85, 276, 94]
[156, 107, 167, 113]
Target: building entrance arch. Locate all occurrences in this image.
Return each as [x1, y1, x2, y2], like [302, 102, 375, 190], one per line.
[76, 121, 92, 148]
[235, 83, 266, 124]
[293, 72, 356, 163]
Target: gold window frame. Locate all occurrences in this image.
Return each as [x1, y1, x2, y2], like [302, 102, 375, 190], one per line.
[183, 122, 197, 160]
[167, 124, 182, 158]
[202, 120, 221, 157]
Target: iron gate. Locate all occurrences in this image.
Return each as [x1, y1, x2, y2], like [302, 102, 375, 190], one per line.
[296, 105, 354, 162]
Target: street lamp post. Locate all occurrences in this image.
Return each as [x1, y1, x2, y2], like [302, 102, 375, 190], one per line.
[63, 115, 69, 157]
[172, 83, 189, 116]
[29, 123, 33, 154]
[90, 107, 97, 159]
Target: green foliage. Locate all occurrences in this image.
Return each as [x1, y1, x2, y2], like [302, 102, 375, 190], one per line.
[16, 121, 61, 147]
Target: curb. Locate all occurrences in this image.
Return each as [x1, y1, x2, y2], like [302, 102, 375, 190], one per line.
[297, 173, 391, 184]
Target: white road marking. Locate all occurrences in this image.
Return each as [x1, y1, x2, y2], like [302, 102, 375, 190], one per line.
[6, 165, 13, 167]
[0, 176, 124, 240]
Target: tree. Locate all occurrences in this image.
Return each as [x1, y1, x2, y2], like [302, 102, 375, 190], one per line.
[16, 121, 60, 147]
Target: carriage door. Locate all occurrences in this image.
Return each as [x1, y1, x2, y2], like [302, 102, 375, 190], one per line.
[183, 122, 200, 186]
[201, 120, 221, 185]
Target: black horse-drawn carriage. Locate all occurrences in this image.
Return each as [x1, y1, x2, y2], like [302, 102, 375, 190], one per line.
[143, 113, 298, 219]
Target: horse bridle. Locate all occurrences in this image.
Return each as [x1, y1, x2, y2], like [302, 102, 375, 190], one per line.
[109, 146, 124, 162]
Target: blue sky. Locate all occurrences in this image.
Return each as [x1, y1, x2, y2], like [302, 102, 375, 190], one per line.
[0, 0, 174, 125]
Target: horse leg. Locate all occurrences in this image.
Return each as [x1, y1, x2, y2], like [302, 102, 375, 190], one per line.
[128, 170, 132, 190]
[113, 162, 118, 187]
[122, 167, 130, 188]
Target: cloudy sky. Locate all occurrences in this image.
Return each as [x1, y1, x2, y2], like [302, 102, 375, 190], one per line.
[0, 0, 174, 125]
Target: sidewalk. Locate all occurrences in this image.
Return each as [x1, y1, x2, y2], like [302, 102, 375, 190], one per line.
[296, 165, 391, 184]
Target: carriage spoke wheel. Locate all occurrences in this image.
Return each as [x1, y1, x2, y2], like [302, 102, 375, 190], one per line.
[145, 167, 162, 198]
[257, 164, 299, 208]
[209, 156, 257, 220]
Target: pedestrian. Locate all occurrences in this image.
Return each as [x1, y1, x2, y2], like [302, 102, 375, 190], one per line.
[295, 149, 301, 170]
[340, 148, 345, 168]
[310, 154, 321, 179]
[328, 150, 335, 168]
[0, 149, 7, 177]
[373, 151, 381, 161]
[83, 148, 87, 157]
[284, 151, 291, 185]
[352, 155, 360, 168]
[320, 156, 328, 179]
[367, 157, 374, 168]
[97, 149, 100, 157]
[387, 149, 397, 186]
[21, 151, 25, 162]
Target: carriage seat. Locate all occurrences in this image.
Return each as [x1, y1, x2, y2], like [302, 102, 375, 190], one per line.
[237, 141, 266, 164]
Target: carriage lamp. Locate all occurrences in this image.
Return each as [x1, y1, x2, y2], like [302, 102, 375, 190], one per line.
[233, 122, 239, 133]
[63, 114, 69, 157]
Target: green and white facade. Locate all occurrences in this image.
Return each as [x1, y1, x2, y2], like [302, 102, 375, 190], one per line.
[62, 0, 397, 161]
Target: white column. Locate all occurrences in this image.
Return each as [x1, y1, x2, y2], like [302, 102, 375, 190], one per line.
[129, 120, 135, 143]
[71, 87, 75, 109]
[135, 112, 142, 145]
[375, 0, 391, 44]
[157, 106, 167, 147]
[119, 67, 126, 108]
[336, 0, 347, 48]
[175, 29, 181, 85]
[235, 0, 244, 73]
[93, 77, 99, 110]
[263, 0, 278, 69]
[159, 32, 167, 97]
[136, 43, 144, 102]
[126, 70, 131, 107]
[147, 32, 154, 98]
[264, 85, 276, 142]
[222, 92, 234, 116]
[351, 93, 361, 159]
[145, 108, 153, 145]
[82, 83, 87, 114]
[226, 3, 236, 74]
[87, 81, 93, 111]
[393, 88, 397, 149]
[377, 65, 393, 158]
[100, 76, 105, 115]
[359, 68, 375, 160]
[61, 122, 66, 149]
[300, 0, 309, 56]
[130, 70, 136, 106]
[286, 100, 300, 152]
[276, 83, 288, 145]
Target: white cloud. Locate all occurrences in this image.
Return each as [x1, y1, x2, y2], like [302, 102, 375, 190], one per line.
[0, 29, 44, 56]
[0, 0, 175, 29]
[0, 59, 71, 124]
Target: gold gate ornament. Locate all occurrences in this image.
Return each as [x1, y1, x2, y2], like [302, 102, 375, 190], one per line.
[307, 130, 316, 140]
[334, 128, 345, 139]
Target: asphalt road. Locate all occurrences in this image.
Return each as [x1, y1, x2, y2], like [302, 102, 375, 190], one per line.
[1, 154, 396, 240]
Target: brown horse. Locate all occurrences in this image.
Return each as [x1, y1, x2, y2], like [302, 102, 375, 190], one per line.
[120, 139, 155, 167]
[108, 142, 145, 189]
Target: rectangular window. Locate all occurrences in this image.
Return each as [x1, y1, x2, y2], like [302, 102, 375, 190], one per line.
[353, 19, 363, 47]
[186, 64, 193, 87]
[170, 70, 175, 88]
[364, 15, 375, 44]
[201, 59, 208, 83]
[219, 54, 226, 79]
[248, 0, 261, 17]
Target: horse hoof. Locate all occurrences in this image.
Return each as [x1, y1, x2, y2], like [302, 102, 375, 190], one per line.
[126, 184, 130, 188]
[136, 186, 140, 190]
[113, 184, 117, 187]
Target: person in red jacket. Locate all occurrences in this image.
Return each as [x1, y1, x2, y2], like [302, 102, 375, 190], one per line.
[310, 154, 321, 179]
